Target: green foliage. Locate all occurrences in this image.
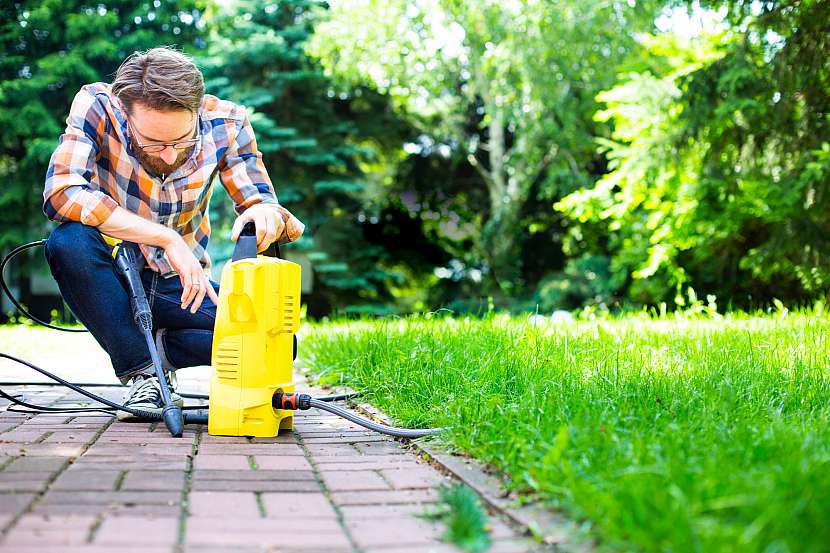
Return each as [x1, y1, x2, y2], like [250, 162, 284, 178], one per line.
[422, 484, 492, 553]
[557, 1, 830, 308]
[535, 254, 626, 311]
[308, 0, 664, 293]
[0, 0, 207, 251]
[306, 310, 830, 552]
[200, 0, 414, 315]
[4, 0, 829, 316]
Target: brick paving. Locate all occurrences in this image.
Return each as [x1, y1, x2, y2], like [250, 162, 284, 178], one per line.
[0, 381, 537, 552]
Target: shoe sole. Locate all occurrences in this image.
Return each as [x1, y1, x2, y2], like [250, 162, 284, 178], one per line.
[116, 397, 185, 422]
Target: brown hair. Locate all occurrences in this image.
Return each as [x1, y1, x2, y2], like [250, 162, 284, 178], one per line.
[111, 47, 204, 113]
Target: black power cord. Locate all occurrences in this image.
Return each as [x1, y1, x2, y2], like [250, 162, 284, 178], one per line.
[0, 239, 441, 438]
[0, 240, 86, 332]
[0, 352, 440, 437]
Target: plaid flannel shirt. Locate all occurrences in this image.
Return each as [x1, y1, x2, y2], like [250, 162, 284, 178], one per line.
[43, 82, 304, 276]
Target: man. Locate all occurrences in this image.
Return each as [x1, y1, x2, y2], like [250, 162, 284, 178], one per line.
[42, 47, 304, 419]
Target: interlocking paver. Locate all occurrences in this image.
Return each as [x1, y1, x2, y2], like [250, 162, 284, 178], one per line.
[51, 469, 121, 491]
[253, 455, 313, 470]
[185, 517, 352, 550]
[93, 516, 179, 546]
[1, 514, 95, 547]
[188, 491, 261, 518]
[3, 456, 67, 472]
[38, 490, 181, 506]
[0, 379, 532, 553]
[260, 492, 338, 518]
[381, 466, 448, 489]
[197, 443, 304, 455]
[330, 488, 439, 506]
[347, 516, 445, 548]
[120, 470, 186, 491]
[0, 492, 36, 513]
[193, 468, 314, 480]
[192, 454, 250, 470]
[318, 469, 391, 492]
[190, 479, 320, 492]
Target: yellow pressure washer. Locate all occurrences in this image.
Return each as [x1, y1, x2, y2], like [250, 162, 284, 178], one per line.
[0, 223, 440, 439]
[207, 222, 300, 437]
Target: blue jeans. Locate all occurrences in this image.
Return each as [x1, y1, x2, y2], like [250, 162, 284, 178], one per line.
[44, 222, 218, 383]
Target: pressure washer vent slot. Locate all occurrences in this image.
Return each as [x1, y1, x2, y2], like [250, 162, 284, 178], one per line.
[283, 295, 295, 332]
[214, 338, 241, 381]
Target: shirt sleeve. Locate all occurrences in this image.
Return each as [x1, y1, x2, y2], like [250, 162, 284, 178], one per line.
[218, 105, 305, 243]
[43, 86, 119, 226]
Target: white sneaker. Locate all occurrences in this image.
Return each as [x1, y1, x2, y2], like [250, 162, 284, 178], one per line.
[117, 374, 183, 421]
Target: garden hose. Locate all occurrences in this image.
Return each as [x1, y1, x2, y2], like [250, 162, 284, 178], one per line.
[0, 239, 441, 438]
[0, 351, 438, 437]
[274, 392, 441, 439]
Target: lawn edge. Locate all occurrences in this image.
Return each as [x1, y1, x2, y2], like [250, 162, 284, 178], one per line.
[317, 382, 593, 552]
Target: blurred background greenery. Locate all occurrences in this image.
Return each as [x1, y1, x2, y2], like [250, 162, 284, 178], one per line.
[1, 0, 828, 318]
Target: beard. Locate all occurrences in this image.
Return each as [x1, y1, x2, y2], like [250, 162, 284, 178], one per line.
[137, 146, 193, 178]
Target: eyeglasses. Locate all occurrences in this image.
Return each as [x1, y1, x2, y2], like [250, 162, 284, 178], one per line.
[126, 115, 200, 153]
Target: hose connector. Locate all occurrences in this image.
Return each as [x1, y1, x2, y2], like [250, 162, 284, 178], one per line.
[273, 392, 312, 411]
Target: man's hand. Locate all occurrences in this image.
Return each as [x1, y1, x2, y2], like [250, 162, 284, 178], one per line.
[162, 232, 219, 314]
[99, 206, 218, 314]
[230, 203, 286, 252]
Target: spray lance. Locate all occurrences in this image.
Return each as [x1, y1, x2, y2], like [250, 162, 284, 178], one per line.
[112, 240, 184, 437]
[0, 226, 441, 440]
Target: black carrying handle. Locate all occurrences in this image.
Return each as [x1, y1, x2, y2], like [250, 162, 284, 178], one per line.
[232, 221, 281, 262]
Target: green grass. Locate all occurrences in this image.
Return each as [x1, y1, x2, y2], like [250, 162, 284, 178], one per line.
[304, 311, 830, 553]
[421, 484, 492, 553]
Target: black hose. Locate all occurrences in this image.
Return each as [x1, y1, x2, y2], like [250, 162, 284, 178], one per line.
[176, 391, 365, 402]
[0, 241, 86, 332]
[0, 352, 198, 423]
[0, 354, 439, 438]
[308, 399, 440, 439]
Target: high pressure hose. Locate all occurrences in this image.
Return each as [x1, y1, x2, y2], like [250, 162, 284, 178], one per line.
[0, 239, 443, 439]
[0, 352, 207, 422]
[0, 351, 441, 438]
[309, 399, 440, 439]
[273, 392, 440, 438]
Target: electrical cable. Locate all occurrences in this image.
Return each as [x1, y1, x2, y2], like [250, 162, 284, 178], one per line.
[1, 240, 439, 439]
[0, 241, 86, 332]
[0, 353, 193, 422]
[0, 353, 435, 438]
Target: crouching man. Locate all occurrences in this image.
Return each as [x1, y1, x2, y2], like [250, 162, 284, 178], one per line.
[42, 47, 304, 418]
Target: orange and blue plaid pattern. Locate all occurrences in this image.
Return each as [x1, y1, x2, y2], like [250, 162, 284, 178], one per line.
[43, 82, 304, 275]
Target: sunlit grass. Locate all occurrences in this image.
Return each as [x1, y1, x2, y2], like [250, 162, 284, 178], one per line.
[304, 310, 830, 552]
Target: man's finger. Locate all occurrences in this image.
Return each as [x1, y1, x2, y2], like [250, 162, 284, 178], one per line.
[260, 214, 276, 252]
[206, 279, 219, 305]
[254, 212, 267, 247]
[275, 215, 285, 242]
[190, 282, 207, 314]
[230, 216, 248, 242]
[180, 275, 193, 304]
[182, 270, 202, 308]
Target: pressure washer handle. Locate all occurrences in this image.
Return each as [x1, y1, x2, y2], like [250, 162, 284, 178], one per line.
[114, 242, 151, 331]
[232, 221, 280, 262]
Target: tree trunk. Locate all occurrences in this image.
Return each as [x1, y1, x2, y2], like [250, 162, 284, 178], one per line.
[480, 108, 522, 291]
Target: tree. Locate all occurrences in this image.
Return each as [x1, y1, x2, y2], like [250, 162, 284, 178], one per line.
[308, 0, 663, 294]
[0, 0, 207, 320]
[556, 0, 830, 307]
[200, 0, 415, 316]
